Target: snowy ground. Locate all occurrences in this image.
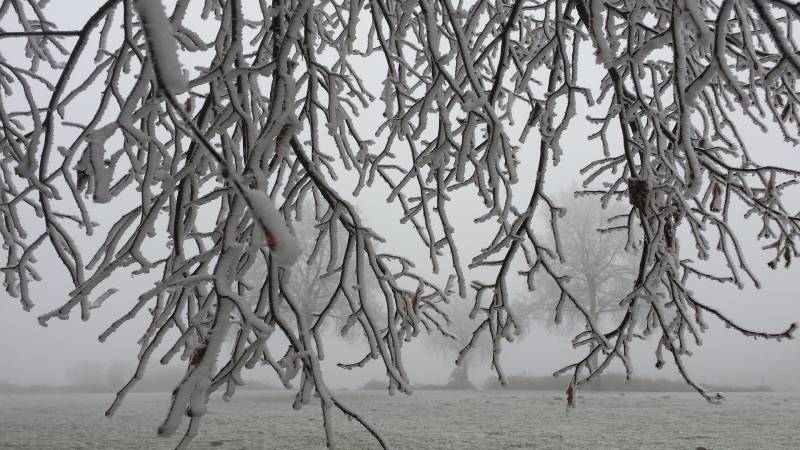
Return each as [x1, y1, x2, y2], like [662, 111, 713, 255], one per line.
[1, 390, 797, 449]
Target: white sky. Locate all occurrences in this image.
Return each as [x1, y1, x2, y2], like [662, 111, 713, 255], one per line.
[0, 1, 798, 394]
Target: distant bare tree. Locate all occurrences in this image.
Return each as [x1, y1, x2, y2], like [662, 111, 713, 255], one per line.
[422, 299, 485, 388]
[239, 200, 379, 355]
[1, 1, 799, 448]
[529, 192, 640, 371]
[425, 292, 540, 388]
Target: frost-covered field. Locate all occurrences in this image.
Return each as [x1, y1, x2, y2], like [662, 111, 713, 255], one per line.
[1, 390, 797, 449]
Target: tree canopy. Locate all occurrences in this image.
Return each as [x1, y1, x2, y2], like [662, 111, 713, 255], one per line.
[1, 0, 799, 448]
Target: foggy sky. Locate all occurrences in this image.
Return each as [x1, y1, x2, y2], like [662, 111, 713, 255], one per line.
[0, 1, 798, 395]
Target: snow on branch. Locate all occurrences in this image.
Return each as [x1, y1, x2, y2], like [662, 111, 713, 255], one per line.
[133, 0, 187, 93]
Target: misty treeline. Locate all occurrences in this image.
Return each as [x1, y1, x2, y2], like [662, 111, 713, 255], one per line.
[0, 361, 277, 394]
[1, 0, 799, 448]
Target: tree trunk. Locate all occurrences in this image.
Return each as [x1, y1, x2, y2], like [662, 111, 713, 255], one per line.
[446, 362, 474, 389]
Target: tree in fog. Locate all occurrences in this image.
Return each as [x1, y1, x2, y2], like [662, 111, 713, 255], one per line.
[424, 300, 482, 388]
[2, 1, 799, 448]
[238, 199, 381, 371]
[425, 292, 540, 388]
[530, 192, 640, 372]
[420, 299, 487, 388]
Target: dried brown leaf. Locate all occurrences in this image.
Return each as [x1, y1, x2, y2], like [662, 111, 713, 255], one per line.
[190, 345, 207, 366]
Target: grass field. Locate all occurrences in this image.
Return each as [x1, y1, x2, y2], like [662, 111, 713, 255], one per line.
[1, 390, 797, 449]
